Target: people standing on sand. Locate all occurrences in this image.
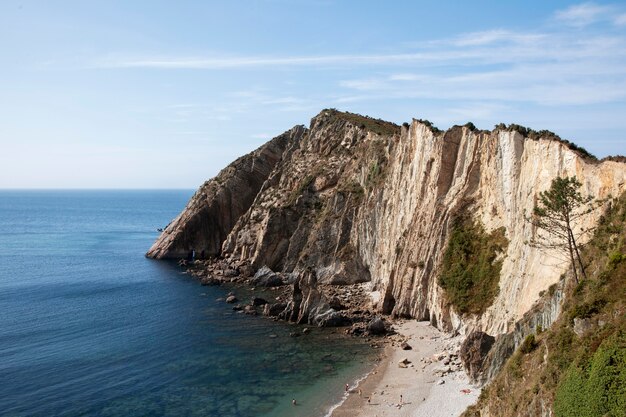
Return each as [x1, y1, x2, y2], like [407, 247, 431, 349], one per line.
[345, 383, 349, 393]
[400, 394, 403, 405]
[292, 399, 297, 406]
[358, 388, 362, 397]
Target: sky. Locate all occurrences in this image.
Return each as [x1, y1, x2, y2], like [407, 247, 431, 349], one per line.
[1, 1, 626, 189]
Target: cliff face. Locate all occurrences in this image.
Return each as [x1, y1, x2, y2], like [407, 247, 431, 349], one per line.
[146, 125, 306, 259]
[148, 109, 626, 340]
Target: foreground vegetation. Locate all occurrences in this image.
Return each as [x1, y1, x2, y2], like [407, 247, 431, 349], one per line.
[463, 192, 626, 417]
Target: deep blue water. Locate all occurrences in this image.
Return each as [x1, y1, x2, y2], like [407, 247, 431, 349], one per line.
[0, 190, 374, 417]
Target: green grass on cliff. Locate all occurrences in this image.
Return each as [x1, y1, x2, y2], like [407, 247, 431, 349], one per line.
[462, 192, 626, 417]
[323, 108, 400, 136]
[438, 216, 508, 315]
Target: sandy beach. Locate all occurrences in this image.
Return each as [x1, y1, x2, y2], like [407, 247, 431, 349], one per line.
[331, 320, 479, 417]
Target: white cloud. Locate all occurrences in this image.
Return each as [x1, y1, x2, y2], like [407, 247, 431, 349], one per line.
[450, 30, 546, 46]
[614, 13, 626, 25]
[555, 2, 614, 27]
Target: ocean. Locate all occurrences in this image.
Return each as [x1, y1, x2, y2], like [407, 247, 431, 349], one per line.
[0, 190, 375, 417]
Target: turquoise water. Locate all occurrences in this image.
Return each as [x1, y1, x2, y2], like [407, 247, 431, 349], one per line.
[0, 190, 374, 417]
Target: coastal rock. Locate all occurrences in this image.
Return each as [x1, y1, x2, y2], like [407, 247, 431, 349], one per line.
[225, 295, 238, 304]
[263, 302, 287, 317]
[251, 297, 268, 306]
[251, 266, 284, 287]
[401, 341, 412, 350]
[460, 331, 496, 382]
[367, 317, 388, 335]
[200, 276, 220, 286]
[243, 305, 257, 315]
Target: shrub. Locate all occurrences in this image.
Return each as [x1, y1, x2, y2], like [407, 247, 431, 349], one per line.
[554, 333, 626, 417]
[438, 217, 508, 315]
[608, 250, 623, 268]
[520, 334, 538, 354]
[569, 298, 607, 321]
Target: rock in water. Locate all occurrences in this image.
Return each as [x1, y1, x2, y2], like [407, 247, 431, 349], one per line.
[251, 297, 268, 306]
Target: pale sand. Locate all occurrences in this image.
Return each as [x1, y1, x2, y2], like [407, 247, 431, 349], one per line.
[331, 320, 480, 417]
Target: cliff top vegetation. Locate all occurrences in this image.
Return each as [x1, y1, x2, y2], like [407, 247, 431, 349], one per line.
[321, 108, 401, 136]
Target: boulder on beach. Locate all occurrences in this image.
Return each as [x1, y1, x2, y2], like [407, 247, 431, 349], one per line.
[367, 316, 388, 335]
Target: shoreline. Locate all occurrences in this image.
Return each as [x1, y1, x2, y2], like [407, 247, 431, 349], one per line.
[331, 320, 480, 417]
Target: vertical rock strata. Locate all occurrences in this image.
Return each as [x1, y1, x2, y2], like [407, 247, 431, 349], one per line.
[148, 109, 626, 342]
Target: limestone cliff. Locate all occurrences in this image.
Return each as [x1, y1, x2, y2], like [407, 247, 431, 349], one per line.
[148, 109, 626, 342]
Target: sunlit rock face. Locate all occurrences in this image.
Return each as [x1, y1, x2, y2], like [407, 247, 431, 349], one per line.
[148, 109, 626, 337]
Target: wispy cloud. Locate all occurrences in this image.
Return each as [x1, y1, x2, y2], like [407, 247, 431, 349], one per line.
[94, 3, 626, 113]
[555, 2, 613, 27]
[94, 54, 438, 69]
[615, 13, 626, 25]
[448, 29, 547, 47]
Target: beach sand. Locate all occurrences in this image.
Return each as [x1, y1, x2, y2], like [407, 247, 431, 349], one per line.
[331, 320, 479, 417]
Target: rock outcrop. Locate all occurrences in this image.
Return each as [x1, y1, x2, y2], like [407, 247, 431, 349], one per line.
[146, 125, 306, 259]
[148, 108, 626, 371]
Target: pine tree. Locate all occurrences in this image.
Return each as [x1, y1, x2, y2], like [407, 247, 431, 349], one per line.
[530, 176, 595, 283]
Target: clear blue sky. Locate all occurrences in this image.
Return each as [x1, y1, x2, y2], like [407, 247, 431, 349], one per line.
[1, 1, 625, 189]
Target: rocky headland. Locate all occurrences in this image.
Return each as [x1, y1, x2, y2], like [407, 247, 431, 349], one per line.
[147, 109, 626, 415]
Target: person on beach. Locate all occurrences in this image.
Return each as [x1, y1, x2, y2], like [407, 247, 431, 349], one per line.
[400, 394, 403, 405]
[345, 383, 349, 393]
[292, 399, 297, 406]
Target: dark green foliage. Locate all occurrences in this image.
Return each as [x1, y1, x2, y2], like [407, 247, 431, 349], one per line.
[414, 118, 442, 134]
[438, 217, 508, 315]
[493, 123, 597, 160]
[608, 250, 624, 268]
[554, 366, 588, 416]
[569, 298, 607, 321]
[531, 176, 595, 283]
[464, 122, 477, 131]
[554, 333, 626, 417]
[520, 334, 539, 354]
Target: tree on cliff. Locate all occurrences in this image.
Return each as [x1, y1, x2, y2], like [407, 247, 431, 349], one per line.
[530, 176, 596, 284]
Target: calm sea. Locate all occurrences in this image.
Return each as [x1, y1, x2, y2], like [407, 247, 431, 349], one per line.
[0, 190, 374, 417]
